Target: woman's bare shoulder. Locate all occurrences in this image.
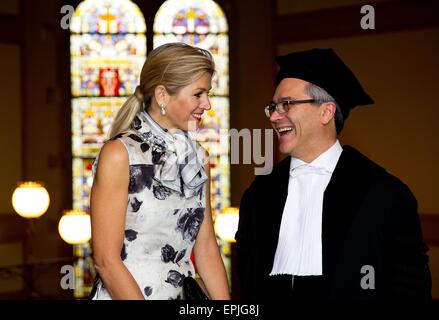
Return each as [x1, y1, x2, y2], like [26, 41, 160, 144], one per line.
[96, 140, 129, 174]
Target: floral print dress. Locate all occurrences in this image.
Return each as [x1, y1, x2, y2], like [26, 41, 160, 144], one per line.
[91, 121, 206, 300]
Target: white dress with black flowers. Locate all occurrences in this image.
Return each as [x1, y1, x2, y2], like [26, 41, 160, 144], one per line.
[90, 128, 206, 300]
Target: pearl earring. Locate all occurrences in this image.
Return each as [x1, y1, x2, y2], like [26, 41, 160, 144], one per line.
[160, 103, 166, 116]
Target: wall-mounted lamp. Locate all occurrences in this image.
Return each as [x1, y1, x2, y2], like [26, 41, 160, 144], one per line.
[10, 181, 50, 298]
[214, 207, 239, 243]
[58, 209, 91, 245]
[12, 182, 50, 219]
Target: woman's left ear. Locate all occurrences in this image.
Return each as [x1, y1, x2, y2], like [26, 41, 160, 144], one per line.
[154, 85, 171, 105]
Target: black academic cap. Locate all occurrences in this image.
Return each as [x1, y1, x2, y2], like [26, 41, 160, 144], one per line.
[275, 48, 374, 119]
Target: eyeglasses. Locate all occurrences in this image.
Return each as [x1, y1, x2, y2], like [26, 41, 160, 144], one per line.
[264, 99, 316, 118]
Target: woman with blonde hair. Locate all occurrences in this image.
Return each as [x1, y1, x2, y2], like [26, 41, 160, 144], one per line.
[89, 42, 230, 300]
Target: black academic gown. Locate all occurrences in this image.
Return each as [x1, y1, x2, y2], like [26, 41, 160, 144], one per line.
[235, 146, 431, 300]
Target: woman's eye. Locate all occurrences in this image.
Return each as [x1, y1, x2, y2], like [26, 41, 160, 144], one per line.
[194, 92, 202, 98]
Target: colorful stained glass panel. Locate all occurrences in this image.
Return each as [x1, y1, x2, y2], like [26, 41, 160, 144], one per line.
[70, 0, 146, 34]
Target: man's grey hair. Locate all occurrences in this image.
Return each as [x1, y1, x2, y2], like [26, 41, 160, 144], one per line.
[305, 83, 344, 134]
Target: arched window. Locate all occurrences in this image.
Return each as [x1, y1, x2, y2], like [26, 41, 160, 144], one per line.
[70, 0, 146, 298]
[154, 0, 230, 216]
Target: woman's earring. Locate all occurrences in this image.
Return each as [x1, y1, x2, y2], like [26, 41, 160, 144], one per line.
[160, 103, 166, 116]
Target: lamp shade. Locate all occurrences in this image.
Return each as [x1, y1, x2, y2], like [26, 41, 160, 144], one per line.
[214, 207, 239, 243]
[58, 210, 91, 245]
[12, 182, 50, 219]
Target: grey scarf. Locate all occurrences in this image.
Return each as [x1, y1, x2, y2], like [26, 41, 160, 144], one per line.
[132, 111, 207, 198]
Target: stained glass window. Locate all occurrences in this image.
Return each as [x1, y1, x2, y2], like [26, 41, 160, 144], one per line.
[154, 0, 230, 216]
[70, 0, 146, 298]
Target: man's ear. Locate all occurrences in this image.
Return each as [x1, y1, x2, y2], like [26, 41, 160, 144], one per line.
[320, 102, 336, 125]
[154, 85, 168, 105]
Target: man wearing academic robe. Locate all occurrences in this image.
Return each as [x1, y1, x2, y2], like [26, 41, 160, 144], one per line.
[235, 48, 431, 300]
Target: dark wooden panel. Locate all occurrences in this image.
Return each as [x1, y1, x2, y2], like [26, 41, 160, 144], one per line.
[0, 290, 23, 299]
[0, 14, 21, 45]
[274, 0, 439, 44]
[0, 214, 26, 243]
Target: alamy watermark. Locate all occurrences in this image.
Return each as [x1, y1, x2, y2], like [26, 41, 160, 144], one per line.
[61, 4, 377, 31]
[213, 128, 274, 175]
[360, 5, 375, 30]
[60, 5, 74, 30]
[61, 263, 377, 291]
[186, 127, 275, 175]
[60, 264, 75, 290]
[360, 265, 375, 290]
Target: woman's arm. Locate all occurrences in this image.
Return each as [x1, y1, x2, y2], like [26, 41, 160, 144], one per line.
[192, 153, 231, 300]
[90, 140, 144, 300]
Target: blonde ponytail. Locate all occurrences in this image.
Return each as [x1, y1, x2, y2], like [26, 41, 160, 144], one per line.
[109, 94, 143, 139]
[109, 84, 148, 138]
